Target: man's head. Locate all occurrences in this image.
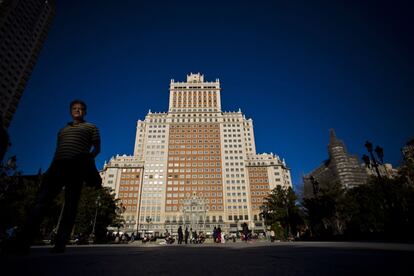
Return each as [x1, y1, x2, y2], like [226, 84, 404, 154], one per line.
[70, 100, 87, 122]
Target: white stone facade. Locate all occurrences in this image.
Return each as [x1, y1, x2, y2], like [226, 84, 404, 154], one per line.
[101, 73, 292, 235]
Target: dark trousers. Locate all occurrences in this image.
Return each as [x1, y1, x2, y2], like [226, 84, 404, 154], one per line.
[21, 160, 83, 249]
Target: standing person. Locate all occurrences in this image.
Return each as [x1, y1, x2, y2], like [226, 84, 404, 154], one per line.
[13, 100, 101, 254]
[217, 226, 222, 243]
[213, 226, 217, 243]
[242, 223, 249, 242]
[192, 229, 198, 244]
[177, 226, 183, 244]
[270, 229, 276, 242]
[184, 227, 189, 244]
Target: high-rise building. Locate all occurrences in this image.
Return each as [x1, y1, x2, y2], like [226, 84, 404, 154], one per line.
[0, 0, 55, 129]
[303, 129, 368, 197]
[100, 73, 292, 236]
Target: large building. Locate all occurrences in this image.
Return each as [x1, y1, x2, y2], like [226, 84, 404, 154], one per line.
[100, 73, 292, 236]
[303, 129, 368, 197]
[0, 0, 55, 129]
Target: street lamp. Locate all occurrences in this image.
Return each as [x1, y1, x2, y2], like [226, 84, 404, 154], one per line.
[90, 195, 101, 243]
[309, 176, 319, 196]
[363, 140, 384, 178]
[145, 216, 152, 235]
[235, 217, 240, 238]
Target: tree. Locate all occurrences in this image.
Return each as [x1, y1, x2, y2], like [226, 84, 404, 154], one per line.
[74, 186, 122, 243]
[302, 181, 350, 239]
[0, 157, 122, 245]
[0, 158, 43, 241]
[345, 174, 414, 240]
[260, 186, 303, 239]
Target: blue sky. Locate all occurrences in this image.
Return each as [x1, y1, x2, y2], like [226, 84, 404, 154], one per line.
[6, 0, 414, 189]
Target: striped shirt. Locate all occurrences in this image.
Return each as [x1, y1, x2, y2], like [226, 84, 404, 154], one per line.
[53, 121, 100, 161]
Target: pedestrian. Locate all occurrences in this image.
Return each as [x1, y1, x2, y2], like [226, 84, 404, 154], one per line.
[270, 229, 275, 242]
[11, 100, 101, 254]
[192, 229, 198, 243]
[242, 223, 249, 242]
[213, 226, 217, 243]
[221, 231, 225, 244]
[184, 227, 189, 244]
[115, 233, 120, 244]
[178, 226, 183, 244]
[217, 226, 222, 243]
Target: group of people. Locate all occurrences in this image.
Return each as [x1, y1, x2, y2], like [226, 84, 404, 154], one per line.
[212, 226, 224, 243]
[176, 226, 205, 244]
[141, 233, 157, 243]
[108, 232, 136, 244]
[213, 224, 252, 243]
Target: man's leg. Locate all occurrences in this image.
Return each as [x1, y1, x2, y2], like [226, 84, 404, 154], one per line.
[53, 180, 83, 252]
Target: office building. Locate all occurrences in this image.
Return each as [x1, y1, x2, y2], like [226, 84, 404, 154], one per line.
[303, 129, 368, 197]
[101, 73, 292, 235]
[0, 0, 55, 128]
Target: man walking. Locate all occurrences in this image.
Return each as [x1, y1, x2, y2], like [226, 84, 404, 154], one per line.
[184, 227, 189, 244]
[15, 100, 101, 254]
[177, 226, 183, 244]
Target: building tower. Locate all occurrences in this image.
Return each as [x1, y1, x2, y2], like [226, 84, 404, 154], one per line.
[303, 129, 368, 197]
[0, 0, 55, 129]
[101, 73, 292, 236]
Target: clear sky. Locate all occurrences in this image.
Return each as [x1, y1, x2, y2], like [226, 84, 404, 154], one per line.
[6, 0, 414, 189]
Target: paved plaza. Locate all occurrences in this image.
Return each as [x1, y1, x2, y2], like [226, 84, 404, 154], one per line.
[2, 241, 414, 276]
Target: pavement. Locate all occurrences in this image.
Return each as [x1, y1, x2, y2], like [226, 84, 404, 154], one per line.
[2, 240, 414, 276]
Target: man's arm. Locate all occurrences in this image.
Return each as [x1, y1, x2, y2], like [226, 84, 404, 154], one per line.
[90, 124, 101, 158]
[91, 140, 100, 158]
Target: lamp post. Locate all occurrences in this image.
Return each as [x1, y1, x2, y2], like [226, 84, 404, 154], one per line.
[145, 216, 152, 235]
[235, 217, 239, 237]
[309, 176, 319, 196]
[115, 202, 126, 234]
[363, 141, 384, 178]
[90, 195, 101, 243]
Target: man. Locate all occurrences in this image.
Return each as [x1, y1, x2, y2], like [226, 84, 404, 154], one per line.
[184, 227, 189, 244]
[177, 226, 183, 244]
[17, 100, 101, 254]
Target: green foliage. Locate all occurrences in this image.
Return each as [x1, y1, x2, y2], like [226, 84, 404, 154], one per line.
[0, 158, 121, 243]
[345, 175, 414, 239]
[302, 157, 414, 241]
[260, 186, 303, 239]
[302, 181, 350, 238]
[0, 159, 41, 237]
[270, 222, 285, 240]
[74, 187, 120, 243]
